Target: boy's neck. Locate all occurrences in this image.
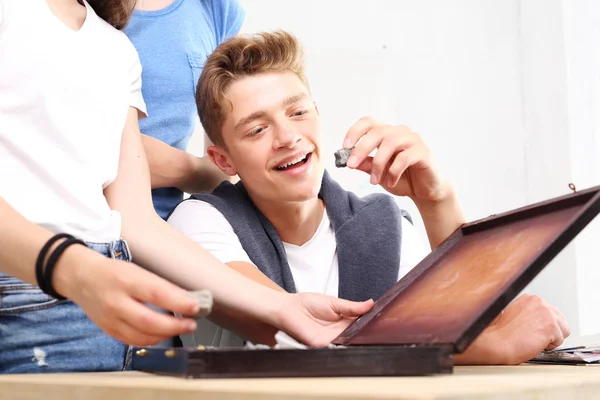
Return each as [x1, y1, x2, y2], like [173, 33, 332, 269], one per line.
[251, 194, 325, 247]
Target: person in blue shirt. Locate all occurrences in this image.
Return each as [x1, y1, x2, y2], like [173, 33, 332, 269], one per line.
[124, 0, 244, 219]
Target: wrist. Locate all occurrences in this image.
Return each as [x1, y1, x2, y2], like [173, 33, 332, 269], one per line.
[222, 278, 288, 329]
[455, 329, 509, 365]
[415, 185, 465, 224]
[258, 290, 290, 330]
[412, 182, 456, 210]
[52, 243, 102, 300]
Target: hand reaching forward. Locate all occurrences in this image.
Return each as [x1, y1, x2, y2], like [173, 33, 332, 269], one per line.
[275, 293, 375, 347]
[54, 249, 201, 346]
[457, 294, 570, 365]
[55, 245, 375, 348]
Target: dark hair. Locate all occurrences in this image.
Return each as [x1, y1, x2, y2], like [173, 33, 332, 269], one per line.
[86, 0, 136, 30]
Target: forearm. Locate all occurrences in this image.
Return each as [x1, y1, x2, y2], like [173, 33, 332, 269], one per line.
[0, 198, 102, 295]
[195, 157, 234, 191]
[141, 134, 195, 189]
[111, 110, 286, 334]
[413, 187, 466, 250]
[207, 262, 283, 345]
[119, 213, 286, 333]
[141, 134, 228, 193]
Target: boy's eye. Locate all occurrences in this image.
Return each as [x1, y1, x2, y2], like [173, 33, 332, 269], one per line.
[247, 127, 264, 137]
[292, 109, 308, 117]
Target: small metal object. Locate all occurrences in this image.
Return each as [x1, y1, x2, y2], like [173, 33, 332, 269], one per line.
[197, 345, 206, 350]
[136, 349, 148, 357]
[334, 148, 353, 168]
[164, 349, 177, 358]
[569, 183, 577, 193]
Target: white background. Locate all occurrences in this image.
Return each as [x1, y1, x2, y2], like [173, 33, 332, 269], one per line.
[188, 0, 600, 346]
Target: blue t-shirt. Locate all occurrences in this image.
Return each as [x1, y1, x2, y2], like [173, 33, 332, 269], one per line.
[124, 0, 245, 219]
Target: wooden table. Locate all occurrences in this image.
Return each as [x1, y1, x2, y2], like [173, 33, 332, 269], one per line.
[1, 364, 600, 399]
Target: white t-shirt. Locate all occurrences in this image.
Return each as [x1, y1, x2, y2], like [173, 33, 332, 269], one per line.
[168, 199, 429, 297]
[0, 0, 147, 242]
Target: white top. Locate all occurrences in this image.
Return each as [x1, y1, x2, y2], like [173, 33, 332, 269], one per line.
[0, 0, 147, 242]
[168, 199, 429, 297]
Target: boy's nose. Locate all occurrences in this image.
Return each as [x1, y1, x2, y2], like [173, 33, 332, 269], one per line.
[273, 125, 302, 149]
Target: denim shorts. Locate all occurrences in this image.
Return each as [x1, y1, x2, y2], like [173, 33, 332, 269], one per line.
[0, 239, 133, 374]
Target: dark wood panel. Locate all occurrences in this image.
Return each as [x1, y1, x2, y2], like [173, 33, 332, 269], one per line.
[132, 345, 453, 378]
[334, 186, 600, 353]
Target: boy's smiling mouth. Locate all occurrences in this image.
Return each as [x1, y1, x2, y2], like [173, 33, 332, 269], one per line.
[274, 151, 313, 172]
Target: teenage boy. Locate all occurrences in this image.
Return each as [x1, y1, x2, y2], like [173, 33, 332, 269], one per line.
[168, 31, 569, 364]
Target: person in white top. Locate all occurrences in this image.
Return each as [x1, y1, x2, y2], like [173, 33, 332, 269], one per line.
[168, 31, 571, 365]
[0, 0, 375, 373]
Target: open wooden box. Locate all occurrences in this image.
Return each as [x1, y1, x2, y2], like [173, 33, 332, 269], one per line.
[132, 185, 600, 378]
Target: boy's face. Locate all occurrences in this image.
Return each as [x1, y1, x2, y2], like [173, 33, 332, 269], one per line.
[208, 71, 324, 204]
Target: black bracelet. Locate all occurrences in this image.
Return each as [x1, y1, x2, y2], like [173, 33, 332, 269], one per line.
[35, 233, 73, 295]
[43, 237, 86, 300]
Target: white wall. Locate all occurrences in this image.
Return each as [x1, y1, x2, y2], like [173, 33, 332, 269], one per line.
[189, 0, 600, 346]
[560, 0, 600, 340]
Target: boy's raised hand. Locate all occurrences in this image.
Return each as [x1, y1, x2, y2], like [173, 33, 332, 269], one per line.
[342, 117, 450, 203]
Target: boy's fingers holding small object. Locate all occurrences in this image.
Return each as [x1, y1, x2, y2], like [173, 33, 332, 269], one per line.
[334, 148, 354, 168]
[343, 116, 379, 148]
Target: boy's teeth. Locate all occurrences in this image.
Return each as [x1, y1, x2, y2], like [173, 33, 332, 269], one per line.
[279, 154, 307, 169]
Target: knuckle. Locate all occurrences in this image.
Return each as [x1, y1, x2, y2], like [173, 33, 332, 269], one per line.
[387, 164, 401, 179]
[540, 310, 556, 329]
[385, 126, 401, 137]
[145, 285, 164, 305]
[114, 273, 132, 291]
[393, 125, 414, 136]
[103, 298, 120, 315]
[392, 156, 409, 172]
[525, 294, 543, 305]
[521, 293, 535, 302]
[381, 133, 398, 146]
[359, 116, 375, 125]
[137, 310, 157, 330]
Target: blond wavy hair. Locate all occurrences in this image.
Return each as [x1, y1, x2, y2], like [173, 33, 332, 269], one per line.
[196, 30, 309, 147]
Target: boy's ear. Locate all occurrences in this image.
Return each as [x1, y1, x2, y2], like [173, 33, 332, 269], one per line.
[313, 101, 320, 116]
[207, 145, 238, 176]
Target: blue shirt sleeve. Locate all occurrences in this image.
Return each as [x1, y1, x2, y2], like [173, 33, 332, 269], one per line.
[210, 0, 245, 44]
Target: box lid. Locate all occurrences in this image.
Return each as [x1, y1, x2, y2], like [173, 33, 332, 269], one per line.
[332, 185, 600, 352]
